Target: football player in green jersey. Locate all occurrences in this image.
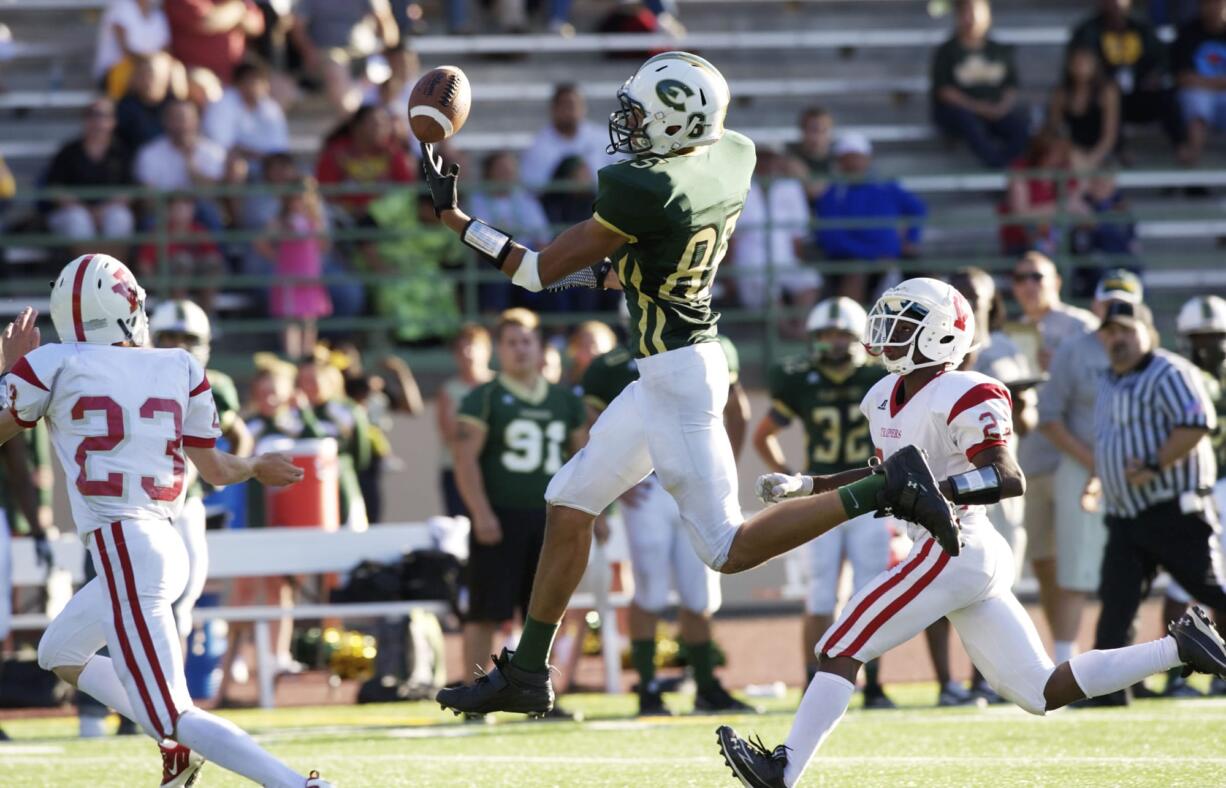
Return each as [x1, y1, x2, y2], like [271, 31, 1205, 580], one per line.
[429, 52, 959, 717]
[454, 309, 588, 717]
[753, 298, 900, 706]
[1175, 295, 1226, 695]
[584, 334, 754, 716]
[149, 299, 253, 638]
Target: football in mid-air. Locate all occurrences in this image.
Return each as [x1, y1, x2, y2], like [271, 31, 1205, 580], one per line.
[409, 66, 471, 143]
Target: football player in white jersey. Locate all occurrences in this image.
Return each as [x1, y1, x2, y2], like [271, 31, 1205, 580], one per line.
[0, 254, 331, 788]
[717, 278, 1226, 788]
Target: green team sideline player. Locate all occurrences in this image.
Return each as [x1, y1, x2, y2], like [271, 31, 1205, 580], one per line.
[426, 50, 960, 716]
[584, 334, 755, 716]
[453, 308, 588, 716]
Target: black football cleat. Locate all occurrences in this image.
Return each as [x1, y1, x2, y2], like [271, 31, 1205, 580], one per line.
[716, 726, 787, 788]
[435, 648, 554, 716]
[694, 681, 763, 714]
[877, 446, 961, 556]
[638, 681, 673, 717]
[1169, 606, 1226, 679]
[862, 686, 897, 710]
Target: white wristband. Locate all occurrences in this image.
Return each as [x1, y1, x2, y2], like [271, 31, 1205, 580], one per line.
[511, 250, 544, 292]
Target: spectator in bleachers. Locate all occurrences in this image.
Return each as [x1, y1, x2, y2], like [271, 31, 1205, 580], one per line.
[998, 131, 1079, 257]
[813, 133, 926, 304]
[731, 148, 819, 333]
[1070, 0, 1188, 162]
[1009, 251, 1099, 665]
[470, 151, 552, 310]
[1036, 268, 1142, 668]
[93, 0, 171, 100]
[299, 356, 373, 528]
[520, 84, 616, 193]
[436, 324, 495, 518]
[290, 0, 400, 116]
[43, 98, 136, 244]
[254, 176, 332, 359]
[1069, 170, 1139, 267]
[1047, 46, 1122, 174]
[316, 104, 415, 223]
[785, 106, 834, 198]
[0, 153, 13, 221]
[115, 53, 178, 150]
[1173, 0, 1226, 165]
[364, 43, 420, 148]
[361, 190, 467, 344]
[931, 0, 1030, 169]
[166, 0, 264, 85]
[539, 155, 595, 228]
[203, 61, 289, 162]
[134, 98, 228, 191]
[136, 191, 225, 313]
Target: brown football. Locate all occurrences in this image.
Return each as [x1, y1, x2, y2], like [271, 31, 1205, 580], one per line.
[408, 66, 471, 143]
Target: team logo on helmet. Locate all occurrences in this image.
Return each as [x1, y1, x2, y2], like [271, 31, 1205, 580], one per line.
[655, 79, 694, 111]
[952, 291, 970, 331]
[110, 267, 140, 314]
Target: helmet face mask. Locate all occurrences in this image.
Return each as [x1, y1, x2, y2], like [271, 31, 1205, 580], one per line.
[607, 85, 653, 156]
[149, 299, 212, 366]
[1176, 295, 1226, 372]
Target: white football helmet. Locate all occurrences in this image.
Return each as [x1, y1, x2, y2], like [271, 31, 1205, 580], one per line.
[149, 298, 212, 366]
[806, 297, 868, 337]
[1176, 295, 1226, 336]
[608, 51, 730, 157]
[865, 277, 976, 375]
[49, 253, 148, 346]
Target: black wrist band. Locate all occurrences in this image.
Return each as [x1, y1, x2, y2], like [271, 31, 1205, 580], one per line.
[948, 463, 1005, 505]
[462, 219, 515, 270]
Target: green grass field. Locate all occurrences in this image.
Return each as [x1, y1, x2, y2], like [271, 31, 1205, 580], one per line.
[2, 681, 1225, 787]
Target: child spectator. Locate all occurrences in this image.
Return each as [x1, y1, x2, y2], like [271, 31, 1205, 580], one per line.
[137, 192, 225, 313]
[998, 132, 1080, 256]
[256, 177, 333, 359]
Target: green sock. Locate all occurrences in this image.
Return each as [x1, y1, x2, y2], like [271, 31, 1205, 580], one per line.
[511, 616, 558, 673]
[631, 639, 657, 686]
[687, 640, 718, 692]
[864, 658, 882, 693]
[837, 474, 885, 518]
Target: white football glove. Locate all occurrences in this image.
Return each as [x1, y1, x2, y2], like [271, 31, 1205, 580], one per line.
[755, 473, 814, 504]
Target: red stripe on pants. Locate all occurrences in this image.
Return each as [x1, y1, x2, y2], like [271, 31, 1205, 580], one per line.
[109, 521, 181, 733]
[94, 524, 166, 739]
[836, 549, 951, 658]
[820, 539, 936, 656]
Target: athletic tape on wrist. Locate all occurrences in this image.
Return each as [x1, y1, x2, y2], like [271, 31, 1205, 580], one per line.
[512, 250, 544, 292]
[462, 219, 514, 269]
[948, 464, 1004, 505]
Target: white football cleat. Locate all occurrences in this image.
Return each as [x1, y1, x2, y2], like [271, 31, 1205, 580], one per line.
[159, 742, 204, 787]
[306, 770, 334, 787]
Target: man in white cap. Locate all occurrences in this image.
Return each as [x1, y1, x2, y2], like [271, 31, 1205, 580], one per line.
[813, 132, 926, 304]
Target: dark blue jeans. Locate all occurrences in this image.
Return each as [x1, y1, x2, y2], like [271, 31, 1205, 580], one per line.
[933, 102, 1031, 168]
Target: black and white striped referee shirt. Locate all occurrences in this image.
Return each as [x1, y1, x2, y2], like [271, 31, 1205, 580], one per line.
[1094, 349, 1218, 518]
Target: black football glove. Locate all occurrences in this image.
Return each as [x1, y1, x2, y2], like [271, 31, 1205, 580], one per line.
[420, 142, 459, 217]
[875, 445, 962, 557]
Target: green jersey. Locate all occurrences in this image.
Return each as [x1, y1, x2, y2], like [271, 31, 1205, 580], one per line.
[582, 336, 741, 412]
[593, 131, 755, 358]
[458, 374, 585, 509]
[188, 369, 240, 500]
[767, 357, 884, 475]
[1202, 368, 1226, 479]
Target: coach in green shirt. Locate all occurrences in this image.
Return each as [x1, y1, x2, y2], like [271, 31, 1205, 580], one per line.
[454, 308, 587, 696]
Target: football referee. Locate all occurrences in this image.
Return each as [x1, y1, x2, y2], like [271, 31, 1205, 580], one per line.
[1091, 301, 1226, 703]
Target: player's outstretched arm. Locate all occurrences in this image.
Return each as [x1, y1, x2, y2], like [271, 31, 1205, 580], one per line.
[421, 143, 623, 291]
[184, 447, 304, 488]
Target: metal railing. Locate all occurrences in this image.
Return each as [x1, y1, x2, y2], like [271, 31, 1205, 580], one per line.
[0, 169, 1215, 376]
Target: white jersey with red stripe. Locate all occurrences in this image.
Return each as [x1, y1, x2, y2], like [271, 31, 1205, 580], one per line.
[5, 343, 221, 535]
[861, 368, 1014, 543]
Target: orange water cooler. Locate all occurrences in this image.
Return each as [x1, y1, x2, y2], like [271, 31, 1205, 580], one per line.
[261, 437, 341, 531]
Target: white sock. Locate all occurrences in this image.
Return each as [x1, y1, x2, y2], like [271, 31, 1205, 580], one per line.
[1053, 639, 1077, 664]
[1067, 636, 1182, 699]
[77, 656, 138, 727]
[174, 708, 305, 788]
[782, 672, 855, 787]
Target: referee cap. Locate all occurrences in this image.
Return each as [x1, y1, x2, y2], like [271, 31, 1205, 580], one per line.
[1094, 268, 1143, 305]
[1098, 300, 1153, 331]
